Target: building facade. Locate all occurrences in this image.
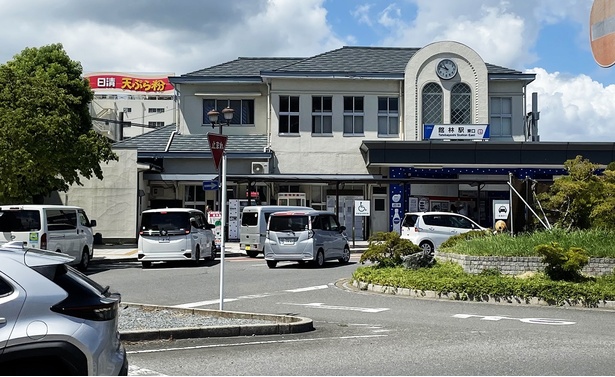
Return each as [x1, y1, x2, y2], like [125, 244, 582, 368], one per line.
[64, 41, 615, 243]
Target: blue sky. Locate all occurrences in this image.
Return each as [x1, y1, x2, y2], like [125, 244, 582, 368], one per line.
[0, 0, 614, 142]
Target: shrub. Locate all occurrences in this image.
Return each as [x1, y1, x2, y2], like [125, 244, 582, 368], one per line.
[534, 242, 589, 281]
[359, 231, 421, 268]
[440, 229, 492, 249]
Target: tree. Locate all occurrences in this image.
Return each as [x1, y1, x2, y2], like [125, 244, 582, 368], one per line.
[0, 44, 117, 203]
[537, 155, 615, 229]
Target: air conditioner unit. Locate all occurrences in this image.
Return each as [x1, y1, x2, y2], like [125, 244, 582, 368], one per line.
[251, 162, 269, 174]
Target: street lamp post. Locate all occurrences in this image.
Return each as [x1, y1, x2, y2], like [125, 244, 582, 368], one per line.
[207, 106, 234, 310]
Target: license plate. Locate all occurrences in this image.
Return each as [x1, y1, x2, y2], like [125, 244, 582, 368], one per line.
[280, 238, 296, 245]
[245, 245, 251, 250]
[159, 237, 170, 243]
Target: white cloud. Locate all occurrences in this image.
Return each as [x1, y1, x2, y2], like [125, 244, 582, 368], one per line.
[527, 67, 615, 142]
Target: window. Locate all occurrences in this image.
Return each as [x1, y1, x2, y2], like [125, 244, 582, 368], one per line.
[203, 99, 255, 126]
[148, 121, 165, 128]
[343, 96, 364, 134]
[148, 108, 165, 113]
[312, 96, 332, 134]
[378, 97, 399, 136]
[451, 83, 471, 124]
[46, 210, 77, 231]
[279, 96, 300, 134]
[0, 277, 12, 297]
[122, 107, 132, 113]
[422, 83, 443, 125]
[490, 97, 512, 137]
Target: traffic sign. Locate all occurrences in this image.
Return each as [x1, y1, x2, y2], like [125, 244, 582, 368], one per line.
[207, 132, 228, 171]
[590, 0, 615, 67]
[202, 180, 219, 191]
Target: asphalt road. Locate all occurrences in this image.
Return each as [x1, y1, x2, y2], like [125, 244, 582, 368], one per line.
[88, 253, 615, 376]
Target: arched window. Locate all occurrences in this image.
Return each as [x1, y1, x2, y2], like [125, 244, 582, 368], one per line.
[451, 83, 471, 124]
[422, 83, 443, 125]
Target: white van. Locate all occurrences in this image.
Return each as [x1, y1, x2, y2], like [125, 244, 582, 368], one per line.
[400, 211, 486, 254]
[0, 204, 97, 271]
[240, 205, 312, 257]
[138, 208, 216, 268]
[264, 210, 350, 268]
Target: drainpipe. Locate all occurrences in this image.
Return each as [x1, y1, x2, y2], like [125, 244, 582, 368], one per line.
[399, 80, 404, 140]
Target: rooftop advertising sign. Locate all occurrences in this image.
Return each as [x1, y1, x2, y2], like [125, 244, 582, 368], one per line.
[84, 72, 174, 93]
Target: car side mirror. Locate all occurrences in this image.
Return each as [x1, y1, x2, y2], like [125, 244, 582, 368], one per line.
[339, 225, 346, 232]
[206, 223, 215, 230]
[89, 219, 97, 227]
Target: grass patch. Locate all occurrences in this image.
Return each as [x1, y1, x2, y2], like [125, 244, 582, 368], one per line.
[441, 228, 615, 258]
[352, 261, 615, 307]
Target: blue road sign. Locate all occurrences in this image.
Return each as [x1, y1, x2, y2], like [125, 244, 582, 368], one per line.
[202, 180, 219, 191]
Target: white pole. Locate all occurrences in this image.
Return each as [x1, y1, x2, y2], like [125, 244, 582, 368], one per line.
[219, 153, 227, 310]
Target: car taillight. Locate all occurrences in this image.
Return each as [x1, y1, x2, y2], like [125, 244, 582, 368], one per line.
[185, 229, 190, 234]
[40, 233, 47, 249]
[51, 296, 119, 321]
[414, 226, 420, 232]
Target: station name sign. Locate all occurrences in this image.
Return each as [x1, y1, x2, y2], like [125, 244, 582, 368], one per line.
[423, 124, 490, 140]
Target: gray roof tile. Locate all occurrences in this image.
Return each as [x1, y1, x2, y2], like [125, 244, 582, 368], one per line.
[113, 125, 267, 153]
[183, 57, 304, 78]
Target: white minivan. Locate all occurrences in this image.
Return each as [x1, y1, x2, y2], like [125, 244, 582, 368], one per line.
[240, 205, 311, 257]
[264, 210, 350, 268]
[0, 204, 97, 271]
[138, 208, 216, 268]
[400, 211, 486, 254]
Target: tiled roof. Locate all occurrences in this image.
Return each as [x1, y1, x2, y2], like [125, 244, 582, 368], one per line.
[113, 125, 267, 153]
[181, 46, 524, 78]
[182, 57, 304, 78]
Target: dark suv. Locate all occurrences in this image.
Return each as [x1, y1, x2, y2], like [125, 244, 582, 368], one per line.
[0, 242, 128, 375]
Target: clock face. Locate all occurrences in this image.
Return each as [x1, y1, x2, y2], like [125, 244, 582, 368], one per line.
[436, 59, 457, 79]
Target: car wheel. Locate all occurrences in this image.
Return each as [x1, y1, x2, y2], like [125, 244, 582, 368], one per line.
[141, 261, 152, 269]
[313, 250, 325, 268]
[77, 247, 90, 271]
[266, 260, 277, 268]
[419, 241, 435, 256]
[209, 242, 217, 261]
[338, 246, 350, 264]
[247, 250, 259, 258]
[194, 246, 201, 266]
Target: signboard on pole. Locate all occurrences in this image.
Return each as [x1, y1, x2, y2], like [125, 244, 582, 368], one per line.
[207, 132, 228, 171]
[354, 200, 371, 217]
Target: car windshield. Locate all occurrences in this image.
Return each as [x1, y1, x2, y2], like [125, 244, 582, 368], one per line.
[0, 210, 41, 231]
[269, 215, 309, 232]
[141, 212, 190, 233]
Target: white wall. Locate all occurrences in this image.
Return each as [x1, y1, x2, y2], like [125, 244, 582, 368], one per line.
[64, 149, 139, 242]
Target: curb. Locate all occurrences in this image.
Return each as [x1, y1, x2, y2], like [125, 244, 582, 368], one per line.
[341, 279, 615, 310]
[119, 303, 314, 341]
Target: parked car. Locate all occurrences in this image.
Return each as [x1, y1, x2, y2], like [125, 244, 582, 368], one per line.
[400, 211, 486, 254]
[138, 208, 216, 268]
[0, 205, 97, 271]
[264, 210, 350, 268]
[240, 205, 312, 257]
[0, 242, 128, 375]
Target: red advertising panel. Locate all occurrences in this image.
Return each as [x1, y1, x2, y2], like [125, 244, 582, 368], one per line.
[84, 72, 174, 93]
[207, 133, 228, 171]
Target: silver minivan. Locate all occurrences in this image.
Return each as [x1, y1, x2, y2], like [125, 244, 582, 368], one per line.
[264, 210, 350, 268]
[240, 205, 312, 257]
[138, 208, 216, 268]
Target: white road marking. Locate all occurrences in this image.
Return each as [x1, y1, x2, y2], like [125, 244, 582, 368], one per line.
[285, 285, 328, 293]
[127, 334, 388, 355]
[282, 302, 390, 313]
[128, 365, 166, 376]
[172, 284, 332, 308]
[453, 314, 575, 325]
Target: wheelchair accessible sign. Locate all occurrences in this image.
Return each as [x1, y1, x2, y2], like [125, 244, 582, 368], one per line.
[354, 200, 370, 217]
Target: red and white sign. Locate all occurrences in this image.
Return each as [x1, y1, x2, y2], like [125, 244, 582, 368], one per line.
[207, 132, 228, 171]
[590, 0, 615, 67]
[84, 72, 175, 93]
